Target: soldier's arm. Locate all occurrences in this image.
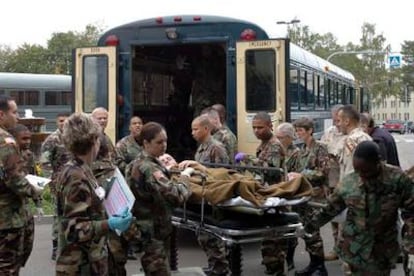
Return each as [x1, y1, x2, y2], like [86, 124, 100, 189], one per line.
[302, 144, 329, 186]
[1, 142, 41, 198]
[114, 142, 128, 174]
[60, 179, 109, 244]
[400, 174, 414, 254]
[212, 146, 230, 164]
[307, 185, 347, 232]
[39, 137, 55, 178]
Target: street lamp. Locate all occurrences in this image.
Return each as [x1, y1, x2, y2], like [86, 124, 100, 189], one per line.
[327, 50, 387, 62]
[276, 19, 300, 37]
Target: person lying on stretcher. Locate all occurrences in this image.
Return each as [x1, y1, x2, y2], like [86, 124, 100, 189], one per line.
[158, 153, 312, 206]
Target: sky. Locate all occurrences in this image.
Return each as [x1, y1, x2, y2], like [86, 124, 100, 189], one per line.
[1, 0, 412, 53]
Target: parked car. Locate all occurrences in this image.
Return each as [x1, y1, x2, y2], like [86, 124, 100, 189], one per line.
[383, 119, 405, 134]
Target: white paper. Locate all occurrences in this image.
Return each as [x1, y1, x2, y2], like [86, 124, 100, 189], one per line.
[103, 168, 135, 217]
[25, 174, 51, 189]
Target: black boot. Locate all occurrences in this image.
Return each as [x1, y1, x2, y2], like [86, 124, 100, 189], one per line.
[294, 254, 327, 276]
[51, 239, 58, 261]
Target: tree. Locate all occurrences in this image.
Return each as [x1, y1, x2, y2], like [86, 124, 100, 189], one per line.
[401, 41, 414, 88]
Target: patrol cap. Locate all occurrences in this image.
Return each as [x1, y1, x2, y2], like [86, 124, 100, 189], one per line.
[353, 141, 381, 163]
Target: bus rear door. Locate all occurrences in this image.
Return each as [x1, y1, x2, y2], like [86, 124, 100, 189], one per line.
[73, 46, 118, 142]
[236, 39, 288, 154]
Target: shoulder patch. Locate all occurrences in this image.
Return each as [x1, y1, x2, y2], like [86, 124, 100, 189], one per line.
[153, 170, 169, 187]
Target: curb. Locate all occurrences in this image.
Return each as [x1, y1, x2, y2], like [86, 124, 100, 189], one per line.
[34, 215, 54, 225]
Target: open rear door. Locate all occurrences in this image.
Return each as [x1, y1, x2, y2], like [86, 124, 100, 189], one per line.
[236, 39, 288, 154]
[73, 46, 117, 142]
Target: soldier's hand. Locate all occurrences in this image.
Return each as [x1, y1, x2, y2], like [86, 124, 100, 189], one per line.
[407, 254, 414, 276]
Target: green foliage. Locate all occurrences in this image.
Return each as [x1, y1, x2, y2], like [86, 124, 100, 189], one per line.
[28, 185, 54, 215]
[0, 23, 104, 75]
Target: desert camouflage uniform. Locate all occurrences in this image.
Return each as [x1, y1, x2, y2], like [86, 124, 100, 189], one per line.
[195, 136, 230, 275]
[39, 129, 71, 243]
[55, 157, 109, 275]
[294, 138, 329, 258]
[0, 128, 41, 275]
[127, 152, 191, 275]
[115, 134, 142, 174]
[212, 126, 238, 163]
[93, 133, 127, 276]
[20, 149, 41, 267]
[339, 128, 372, 181]
[307, 163, 414, 274]
[321, 125, 346, 252]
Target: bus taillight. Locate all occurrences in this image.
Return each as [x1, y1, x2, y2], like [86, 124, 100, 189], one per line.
[240, 29, 256, 41]
[174, 16, 182, 22]
[105, 35, 119, 46]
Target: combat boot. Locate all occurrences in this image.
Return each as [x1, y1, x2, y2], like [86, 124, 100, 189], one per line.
[51, 239, 58, 260]
[294, 254, 328, 276]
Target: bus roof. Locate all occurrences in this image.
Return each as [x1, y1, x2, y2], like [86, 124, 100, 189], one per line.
[0, 72, 71, 90]
[290, 43, 355, 82]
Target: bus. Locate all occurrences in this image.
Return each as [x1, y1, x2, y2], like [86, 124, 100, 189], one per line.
[73, 15, 360, 160]
[0, 72, 72, 131]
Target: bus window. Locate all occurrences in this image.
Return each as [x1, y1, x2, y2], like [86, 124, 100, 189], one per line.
[289, 69, 299, 110]
[10, 90, 39, 106]
[245, 49, 276, 111]
[83, 56, 109, 112]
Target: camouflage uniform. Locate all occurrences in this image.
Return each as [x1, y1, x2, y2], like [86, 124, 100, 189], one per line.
[39, 129, 72, 247]
[115, 135, 143, 174]
[0, 128, 41, 275]
[244, 134, 285, 185]
[195, 136, 230, 275]
[285, 143, 300, 173]
[212, 127, 238, 163]
[249, 134, 287, 275]
[20, 148, 41, 267]
[93, 133, 127, 276]
[339, 128, 372, 181]
[294, 138, 329, 258]
[55, 158, 109, 275]
[127, 152, 191, 275]
[307, 163, 414, 274]
[321, 125, 346, 254]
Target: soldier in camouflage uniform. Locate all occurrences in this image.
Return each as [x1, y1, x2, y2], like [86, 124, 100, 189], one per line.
[0, 95, 42, 275]
[235, 112, 286, 275]
[289, 117, 329, 276]
[320, 104, 345, 261]
[56, 112, 132, 275]
[9, 124, 44, 267]
[127, 122, 192, 275]
[115, 116, 143, 174]
[306, 141, 414, 275]
[336, 105, 372, 275]
[275, 122, 300, 270]
[191, 115, 230, 275]
[39, 112, 72, 260]
[91, 108, 133, 274]
[203, 108, 237, 163]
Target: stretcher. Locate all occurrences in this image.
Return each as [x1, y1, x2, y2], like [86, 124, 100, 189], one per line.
[169, 164, 310, 275]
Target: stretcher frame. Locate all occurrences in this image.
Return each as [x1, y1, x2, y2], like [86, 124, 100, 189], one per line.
[169, 163, 307, 275]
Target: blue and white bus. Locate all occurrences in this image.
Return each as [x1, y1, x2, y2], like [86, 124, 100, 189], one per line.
[73, 15, 361, 159]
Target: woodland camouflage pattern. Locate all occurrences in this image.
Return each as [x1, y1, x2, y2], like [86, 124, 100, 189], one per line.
[55, 158, 109, 275]
[115, 134, 142, 174]
[0, 128, 41, 274]
[127, 152, 191, 275]
[212, 126, 237, 163]
[195, 136, 229, 165]
[308, 163, 414, 272]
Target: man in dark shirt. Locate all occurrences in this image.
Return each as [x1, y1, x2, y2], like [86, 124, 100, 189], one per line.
[360, 113, 400, 167]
